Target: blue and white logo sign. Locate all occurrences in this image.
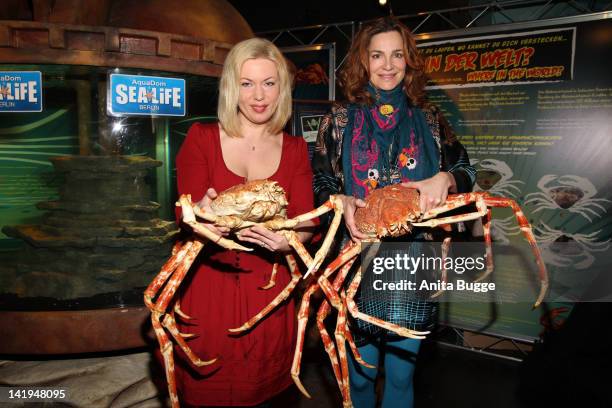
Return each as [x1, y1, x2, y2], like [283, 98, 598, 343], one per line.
[0, 71, 43, 112]
[109, 74, 186, 116]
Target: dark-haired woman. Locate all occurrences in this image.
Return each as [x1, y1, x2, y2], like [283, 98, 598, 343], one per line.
[312, 17, 475, 408]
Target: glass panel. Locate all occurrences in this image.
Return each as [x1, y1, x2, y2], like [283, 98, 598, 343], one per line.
[0, 64, 218, 310]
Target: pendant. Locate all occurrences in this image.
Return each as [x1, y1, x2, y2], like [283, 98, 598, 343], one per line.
[379, 104, 394, 116]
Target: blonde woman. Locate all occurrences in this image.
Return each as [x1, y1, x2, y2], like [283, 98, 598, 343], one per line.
[169, 38, 315, 406]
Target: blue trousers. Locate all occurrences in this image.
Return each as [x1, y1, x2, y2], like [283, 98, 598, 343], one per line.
[347, 338, 421, 408]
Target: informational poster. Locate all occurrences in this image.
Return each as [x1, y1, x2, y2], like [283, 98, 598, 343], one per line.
[422, 28, 575, 87]
[418, 14, 612, 341]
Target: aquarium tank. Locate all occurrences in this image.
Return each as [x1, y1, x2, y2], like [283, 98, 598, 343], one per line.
[0, 64, 218, 311]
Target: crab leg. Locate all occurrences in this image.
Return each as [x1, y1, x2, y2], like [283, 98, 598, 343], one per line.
[264, 195, 344, 229]
[177, 195, 252, 252]
[412, 193, 489, 227]
[291, 280, 319, 398]
[474, 207, 494, 282]
[431, 237, 452, 299]
[228, 254, 301, 333]
[318, 243, 429, 339]
[290, 242, 360, 398]
[315, 299, 343, 395]
[316, 253, 375, 398]
[150, 311, 179, 407]
[144, 241, 195, 408]
[260, 261, 280, 290]
[150, 241, 203, 315]
[266, 195, 345, 278]
[313, 242, 367, 408]
[317, 244, 362, 310]
[229, 229, 329, 333]
[344, 265, 430, 339]
[281, 230, 314, 268]
[162, 312, 217, 367]
[344, 323, 372, 369]
[306, 197, 345, 278]
[144, 241, 193, 309]
[414, 193, 548, 307]
[148, 240, 216, 408]
[173, 298, 193, 321]
[152, 241, 218, 366]
[483, 196, 549, 308]
[334, 290, 353, 408]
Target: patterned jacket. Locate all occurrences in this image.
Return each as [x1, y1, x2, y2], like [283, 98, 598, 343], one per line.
[312, 102, 476, 215]
[311, 102, 477, 340]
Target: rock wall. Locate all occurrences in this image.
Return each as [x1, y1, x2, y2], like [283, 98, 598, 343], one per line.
[1, 156, 178, 300]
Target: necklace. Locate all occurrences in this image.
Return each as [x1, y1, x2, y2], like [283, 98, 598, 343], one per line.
[246, 138, 258, 151]
[245, 134, 262, 152]
[379, 104, 394, 116]
[373, 86, 394, 117]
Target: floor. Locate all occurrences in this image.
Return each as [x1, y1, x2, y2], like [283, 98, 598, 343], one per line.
[268, 302, 612, 408]
[2, 303, 609, 408]
[269, 338, 525, 408]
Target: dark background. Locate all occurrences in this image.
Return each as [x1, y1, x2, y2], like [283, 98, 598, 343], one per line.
[227, 0, 469, 32]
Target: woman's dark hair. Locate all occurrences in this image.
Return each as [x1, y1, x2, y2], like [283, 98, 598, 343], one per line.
[339, 16, 426, 106]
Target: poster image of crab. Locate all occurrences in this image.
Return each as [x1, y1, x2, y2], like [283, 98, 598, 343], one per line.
[532, 221, 611, 302]
[473, 169, 611, 272]
[473, 158, 525, 198]
[518, 174, 612, 302]
[490, 174, 611, 246]
[535, 221, 610, 270]
[467, 162, 612, 303]
[471, 158, 524, 245]
[525, 174, 611, 221]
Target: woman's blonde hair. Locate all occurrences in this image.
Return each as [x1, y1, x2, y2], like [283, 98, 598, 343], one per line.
[218, 38, 292, 137]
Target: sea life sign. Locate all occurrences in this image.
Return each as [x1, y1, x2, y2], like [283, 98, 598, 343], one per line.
[108, 73, 186, 116]
[0, 71, 43, 112]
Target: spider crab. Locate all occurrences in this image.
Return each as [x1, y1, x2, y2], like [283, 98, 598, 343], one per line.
[144, 179, 341, 408]
[239, 184, 549, 408]
[472, 158, 524, 198]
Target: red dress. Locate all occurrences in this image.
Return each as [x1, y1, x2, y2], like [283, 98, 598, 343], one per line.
[171, 122, 314, 406]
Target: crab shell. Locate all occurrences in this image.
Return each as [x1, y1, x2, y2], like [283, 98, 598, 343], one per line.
[210, 179, 288, 222]
[354, 185, 422, 238]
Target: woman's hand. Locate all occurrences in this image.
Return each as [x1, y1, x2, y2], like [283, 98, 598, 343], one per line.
[237, 225, 291, 252]
[338, 194, 368, 242]
[401, 172, 456, 214]
[194, 187, 230, 237]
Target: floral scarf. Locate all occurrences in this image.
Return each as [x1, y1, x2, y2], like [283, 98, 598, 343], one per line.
[342, 83, 440, 199]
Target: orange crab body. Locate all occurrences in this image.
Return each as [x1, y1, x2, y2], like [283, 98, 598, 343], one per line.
[355, 184, 422, 238]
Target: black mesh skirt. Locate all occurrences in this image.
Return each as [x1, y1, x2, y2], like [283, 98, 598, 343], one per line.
[348, 236, 440, 347]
